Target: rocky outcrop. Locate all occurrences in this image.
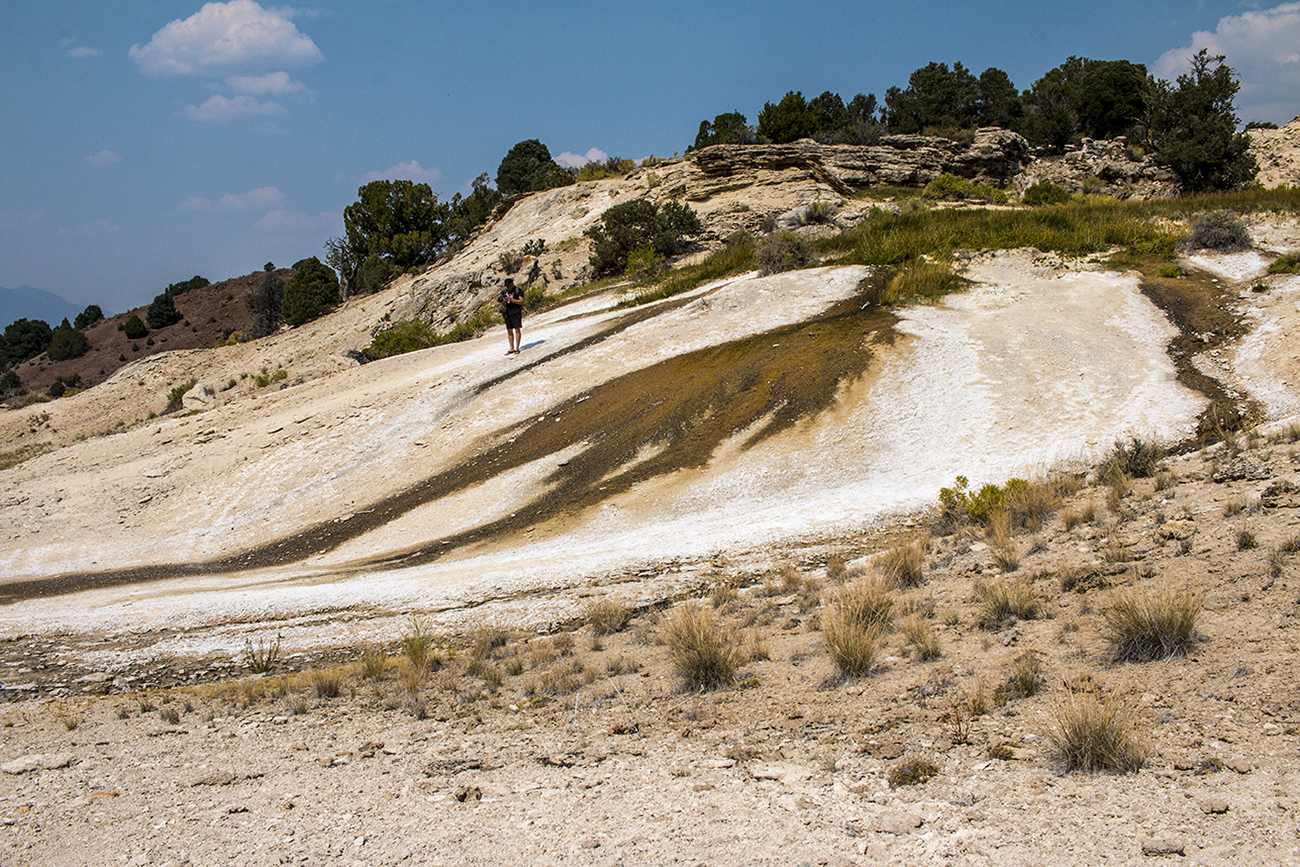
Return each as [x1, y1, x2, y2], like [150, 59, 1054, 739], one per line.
[1249, 117, 1300, 189]
[690, 128, 1033, 198]
[1015, 137, 1175, 199]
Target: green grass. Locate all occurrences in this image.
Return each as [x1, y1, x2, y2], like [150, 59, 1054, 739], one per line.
[620, 236, 756, 307]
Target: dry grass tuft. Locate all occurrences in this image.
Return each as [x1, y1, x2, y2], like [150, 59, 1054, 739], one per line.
[822, 609, 884, 677]
[900, 614, 941, 661]
[585, 597, 634, 636]
[1046, 689, 1146, 773]
[975, 578, 1039, 628]
[401, 616, 437, 671]
[359, 646, 388, 681]
[1103, 583, 1201, 662]
[1007, 649, 1044, 697]
[879, 537, 928, 587]
[661, 602, 744, 690]
[829, 575, 895, 630]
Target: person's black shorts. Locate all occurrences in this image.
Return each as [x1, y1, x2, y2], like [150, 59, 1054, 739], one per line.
[504, 308, 522, 329]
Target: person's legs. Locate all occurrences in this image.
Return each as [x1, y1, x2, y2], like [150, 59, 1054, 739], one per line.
[509, 327, 521, 352]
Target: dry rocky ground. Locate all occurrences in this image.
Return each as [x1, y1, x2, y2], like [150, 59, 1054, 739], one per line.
[2, 432, 1299, 866]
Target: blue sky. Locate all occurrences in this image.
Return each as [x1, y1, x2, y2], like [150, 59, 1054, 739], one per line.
[2, 1, 1298, 316]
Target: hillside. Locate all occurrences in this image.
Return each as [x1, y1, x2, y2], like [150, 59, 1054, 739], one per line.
[1, 124, 1300, 865]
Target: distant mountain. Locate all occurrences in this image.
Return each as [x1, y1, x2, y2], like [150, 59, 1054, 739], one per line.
[0, 285, 83, 329]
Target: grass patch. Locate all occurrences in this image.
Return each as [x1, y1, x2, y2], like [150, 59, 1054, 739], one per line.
[1103, 583, 1201, 662]
[620, 235, 756, 307]
[584, 597, 634, 636]
[975, 578, 1039, 628]
[661, 602, 743, 690]
[243, 633, 281, 674]
[900, 614, 941, 661]
[1047, 689, 1146, 773]
[879, 538, 927, 587]
[887, 757, 939, 788]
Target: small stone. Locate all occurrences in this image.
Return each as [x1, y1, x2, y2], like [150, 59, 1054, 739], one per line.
[2, 754, 75, 775]
[453, 785, 482, 803]
[1141, 838, 1186, 856]
[877, 812, 924, 835]
[1199, 798, 1230, 814]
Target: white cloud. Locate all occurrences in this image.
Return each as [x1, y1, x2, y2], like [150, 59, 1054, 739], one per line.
[85, 150, 122, 166]
[183, 94, 287, 122]
[130, 0, 323, 76]
[180, 186, 286, 212]
[1154, 2, 1300, 124]
[362, 161, 442, 183]
[252, 210, 339, 234]
[225, 70, 306, 95]
[555, 148, 609, 168]
[67, 45, 103, 58]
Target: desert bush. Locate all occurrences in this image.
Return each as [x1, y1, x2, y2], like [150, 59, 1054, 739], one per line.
[661, 602, 743, 690]
[976, 578, 1039, 628]
[164, 379, 196, 414]
[1103, 583, 1201, 661]
[1046, 689, 1146, 773]
[584, 597, 634, 636]
[253, 368, 287, 388]
[756, 230, 813, 276]
[887, 757, 939, 787]
[244, 632, 281, 674]
[1268, 252, 1300, 274]
[364, 319, 437, 360]
[1158, 264, 1183, 278]
[1186, 209, 1251, 252]
[1098, 436, 1163, 480]
[1236, 528, 1257, 550]
[1022, 181, 1070, 205]
[625, 248, 666, 281]
[496, 248, 524, 273]
[282, 256, 341, 327]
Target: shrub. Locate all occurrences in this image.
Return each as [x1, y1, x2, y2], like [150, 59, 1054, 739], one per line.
[1098, 437, 1163, 481]
[661, 602, 743, 689]
[123, 315, 147, 340]
[311, 668, 342, 698]
[585, 198, 702, 276]
[0, 369, 20, 393]
[352, 254, 397, 296]
[1046, 690, 1146, 773]
[164, 379, 196, 414]
[365, 319, 437, 360]
[496, 249, 524, 273]
[1007, 648, 1044, 697]
[1186, 209, 1251, 252]
[923, 173, 972, 201]
[244, 633, 281, 674]
[1158, 264, 1183, 278]
[625, 248, 666, 281]
[1022, 181, 1070, 205]
[830, 575, 895, 629]
[1103, 584, 1201, 661]
[756, 231, 813, 276]
[1269, 252, 1300, 274]
[887, 758, 939, 787]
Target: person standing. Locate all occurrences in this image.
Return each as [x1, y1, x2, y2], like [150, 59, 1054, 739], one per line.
[501, 278, 524, 355]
